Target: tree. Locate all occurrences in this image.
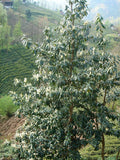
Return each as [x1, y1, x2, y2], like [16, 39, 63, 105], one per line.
[13, 21, 23, 43]
[0, 3, 11, 49]
[11, 0, 120, 160]
[0, 3, 7, 25]
[0, 24, 11, 49]
[13, 0, 21, 11]
[25, 9, 32, 21]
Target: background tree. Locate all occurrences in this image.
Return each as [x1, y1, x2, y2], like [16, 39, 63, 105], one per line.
[0, 3, 7, 25]
[13, 21, 23, 44]
[0, 3, 11, 49]
[13, 0, 21, 11]
[11, 0, 120, 160]
[25, 9, 32, 21]
[0, 24, 11, 49]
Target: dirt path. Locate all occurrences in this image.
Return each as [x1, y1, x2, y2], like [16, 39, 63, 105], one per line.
[0, 116, 25, 140]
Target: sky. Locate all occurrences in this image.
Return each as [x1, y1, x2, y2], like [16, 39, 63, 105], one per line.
[33, 0, 120, 22]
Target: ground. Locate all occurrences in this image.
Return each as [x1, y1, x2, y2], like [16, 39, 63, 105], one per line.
[0, 116, 25, 141]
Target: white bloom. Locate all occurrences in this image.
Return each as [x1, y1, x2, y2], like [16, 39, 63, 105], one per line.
[9, 91, 15, 95]
[23, 144, 27, 148]
[28, 149, 31, 153]
[37, 89, 41, 95]
[15, 132, 20, 138]
[72, 25, 75, 30]
[20, 93, 23, 97]
[84, 21, 88, 25]
[33, 74, 40, 81]
[34, 109, 38, 113]
[24, 78, 27, 83]
[49, 71, 52, 75]
[46, 36, 49, 40]
[58, 42, 61, 45]
[60, 28, 64, 33]
[19, 132, 26, 138]
[22, 140, 26, 144]
[80, 51, 83, 56]
[4, 139, 10, 145]
[93, 47, 96, 54]
[61, 55, 63, 59]
[11, 143, 16, 148]
[24, 94, 31, 102]
[15, 109, 20, 115]
[46, 86, 51, 96]
[14, 78, 20, 86]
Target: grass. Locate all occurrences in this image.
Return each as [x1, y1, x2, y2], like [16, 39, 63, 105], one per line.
[0, 95, 19, 117]
[80, 135, 120, 160]
[80, 99, 120, 160]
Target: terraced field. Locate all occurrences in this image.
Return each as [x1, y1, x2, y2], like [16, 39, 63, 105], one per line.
[0, 45, 36, 95]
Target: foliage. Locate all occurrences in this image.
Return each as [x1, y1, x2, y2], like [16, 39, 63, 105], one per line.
[26, 9, 32, 20]
[11, 0, 120, 160]
[13, 21, 23, 42]
[13, 0, 22, 11]
[0, 140, 16, 159]
[0, 96, 19, 117]
[0, 24, 11, 49]
[0, 3, 7, 25]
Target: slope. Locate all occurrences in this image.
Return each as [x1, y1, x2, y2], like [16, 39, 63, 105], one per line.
[0, 2, 62, 95]
[0, 45, 36, 95]
[7, 2, 62, 43]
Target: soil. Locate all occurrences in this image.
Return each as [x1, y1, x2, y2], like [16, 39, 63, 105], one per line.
[0, 116, 25, 140]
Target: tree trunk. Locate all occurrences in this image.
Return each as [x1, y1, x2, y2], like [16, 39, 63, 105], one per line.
[101, 133, 105, 160]
[68, 2, 74, 124]
[116, 148, 120, 160]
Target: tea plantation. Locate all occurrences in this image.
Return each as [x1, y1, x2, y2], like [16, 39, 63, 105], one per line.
[0, 45, 36, 95]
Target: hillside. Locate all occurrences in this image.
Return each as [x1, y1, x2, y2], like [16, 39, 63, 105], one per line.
[0, 45, 36, 95]
[34, 0, 120, 21]
[7, 2, 62, 42]
[0, 2, 62, 95]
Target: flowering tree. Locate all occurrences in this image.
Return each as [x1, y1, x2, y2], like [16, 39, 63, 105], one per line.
[11, 0, 120, 159]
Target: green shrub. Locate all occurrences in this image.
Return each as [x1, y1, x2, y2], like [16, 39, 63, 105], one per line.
[0, 140, 15, 159]
[0, 95, 19, 117]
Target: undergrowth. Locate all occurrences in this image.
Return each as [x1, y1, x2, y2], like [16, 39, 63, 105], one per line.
[0, 95, 19, 117]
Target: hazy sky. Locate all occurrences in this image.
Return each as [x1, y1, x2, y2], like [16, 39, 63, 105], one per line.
[36, 0, 66, 3]
[34, 0, 91, 10]
[34, 0, 120, 21]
